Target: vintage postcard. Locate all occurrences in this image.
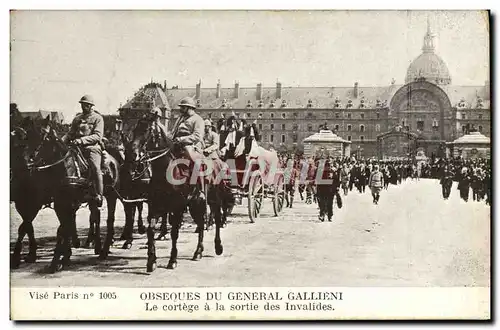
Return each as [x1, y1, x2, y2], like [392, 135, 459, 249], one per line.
[9, 10, 490, 320]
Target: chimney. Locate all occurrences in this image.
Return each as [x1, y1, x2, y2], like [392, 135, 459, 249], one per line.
[196, 79, 201, 99]
[216, 79, 221, 98]
[163, 80, 167, 92]
[234, 81, 240, 98]
[256, 83, 263, 101]
[354, 82, 359, 98]
[276, 81, 282, 99]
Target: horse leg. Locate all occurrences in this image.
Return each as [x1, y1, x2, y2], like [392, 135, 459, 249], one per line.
[166, 212, 181, 270]
[146, 215, 157, 272]
[100, 196, 116, 260]
[84, 218, 95, 249]
[92, 204, 102, 255]
[137, 202, 146, 234]
[12, 202, 39, 267]
[11, 222, 27, 268]
[121, 203, 134, 249]
[24, 220, 38, 263]
[156, 213, 169, 241]
[70, 213, 80, 249]
[214, 204, 223, 256]
[190, 198, 205, 261]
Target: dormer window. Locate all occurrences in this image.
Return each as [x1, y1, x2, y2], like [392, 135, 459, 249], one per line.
[221, 99, 228, 108]
[334, 98, 342, 108]
[376, 99, 382, 108]
[477, 97, 484, 109]
[258, 100, 264, 108]
[269, 100, 276, 108]
[359, 99, 366, 109]
[346, 99, 353, 108]
[281, 100, 287, 108]
[458, 98, 467, 109]
[246, 100, 253, 108]
[196, 99, 202, 108]
[307, 99, 313, 108]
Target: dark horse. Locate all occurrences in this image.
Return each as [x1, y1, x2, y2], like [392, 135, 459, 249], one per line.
[130, 116, 224, 272]
[117, 130, 170, 249]
[23, 119, 120, 272]
[10, 117, 54, 268]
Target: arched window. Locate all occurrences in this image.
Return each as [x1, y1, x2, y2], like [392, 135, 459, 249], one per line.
[360, 136, 365, 142]
[375, 124, 380, 132]
[347, 124, 352, 131]
[308, 124, 313, 132]
[334, 124, 340, 131]
[281, 124, 286, 130]
[479, 125, 483, 132]
[347, 135, 352, 141]
[270, 113, 275, 119]
[270, 124, 275, 130]
[281, 135, 286, 143]
[360, 124, 365, 132]
[281, 113, 286, 119]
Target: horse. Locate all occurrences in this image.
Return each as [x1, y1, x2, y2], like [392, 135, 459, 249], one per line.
[27, 119, 120, 272]
[10, 117, 54, 268]
[129, 116, 224, 272]
[117, 129, 170, 248]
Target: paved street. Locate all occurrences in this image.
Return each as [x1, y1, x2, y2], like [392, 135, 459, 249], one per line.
[10, 179, 490, 287]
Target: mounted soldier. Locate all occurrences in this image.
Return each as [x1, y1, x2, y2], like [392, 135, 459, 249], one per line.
[203, 119, 220, 159]
[62, 95, 105, 207]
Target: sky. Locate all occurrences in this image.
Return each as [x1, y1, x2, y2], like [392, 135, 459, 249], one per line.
[10, 10, 489, 120]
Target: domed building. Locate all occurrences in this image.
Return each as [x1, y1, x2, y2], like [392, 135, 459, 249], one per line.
[405, 19, 452, 85]
[118, 20, 490, 160]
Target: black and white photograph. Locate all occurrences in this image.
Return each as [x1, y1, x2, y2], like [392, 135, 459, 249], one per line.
[9, 9, 491, 320]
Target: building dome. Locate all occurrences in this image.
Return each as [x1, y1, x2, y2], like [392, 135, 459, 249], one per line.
[405, 18, 451, 85]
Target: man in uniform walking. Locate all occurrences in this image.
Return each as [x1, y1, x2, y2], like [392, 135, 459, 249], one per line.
[62, 95, 105, 207]
[368, 164, 384, 205]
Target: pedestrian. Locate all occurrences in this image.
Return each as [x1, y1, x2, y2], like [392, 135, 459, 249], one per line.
[368, 164, 384, 205]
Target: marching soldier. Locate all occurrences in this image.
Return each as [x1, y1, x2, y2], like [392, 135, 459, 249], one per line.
[368, 164, 384, 205]
[62, 95, 105, 207]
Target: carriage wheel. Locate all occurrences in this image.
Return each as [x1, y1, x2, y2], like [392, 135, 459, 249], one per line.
[273, 173, 285, 216]
[248, 171, 263, 223]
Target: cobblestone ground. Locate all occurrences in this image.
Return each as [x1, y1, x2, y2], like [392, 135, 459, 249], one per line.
[10, 179, 490, 287]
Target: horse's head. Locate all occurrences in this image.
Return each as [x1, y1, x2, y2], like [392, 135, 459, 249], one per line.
[130, 115, 173, 165]
[31, 116, 67, 168]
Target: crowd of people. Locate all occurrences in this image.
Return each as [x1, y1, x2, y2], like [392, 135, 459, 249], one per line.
[276, 152, 491, 220]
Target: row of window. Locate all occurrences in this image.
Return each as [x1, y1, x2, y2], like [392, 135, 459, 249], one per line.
[257, 123, 380, 132]
[206, 112, 381, 120]
[462, 125, 485, 133]
[262, 134, 368, 143]
[459, 113, 485, 120]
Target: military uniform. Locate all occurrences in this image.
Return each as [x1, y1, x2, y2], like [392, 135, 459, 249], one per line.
[63, 95, 104, 201]
[203, 120, 220, 159]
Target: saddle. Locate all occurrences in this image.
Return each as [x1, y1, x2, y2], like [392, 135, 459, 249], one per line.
[66, 147, 116, 188]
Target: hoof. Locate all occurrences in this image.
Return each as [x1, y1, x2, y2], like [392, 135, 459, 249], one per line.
[146, 261, 157, 273]
[166, 261, 177, 270]
[122, 241, 132, 249]
[24, 254, 37, 263]
[138, 226, 146, 235]
[192, 253, 202, 261]
[49, 262, 63, 273]
[156, 234, 167, 241]
[10, 257, 21, 269]
[215, 244, 223, 256]
[83, 241, 94, 249]
[72, 239, 81, 249]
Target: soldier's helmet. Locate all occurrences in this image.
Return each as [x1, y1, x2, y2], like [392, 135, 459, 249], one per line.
[79, 95, 95, 106]
[150, 106, 162, 117]
[204, 119, 212, 127]
[177, 97, 197, 109]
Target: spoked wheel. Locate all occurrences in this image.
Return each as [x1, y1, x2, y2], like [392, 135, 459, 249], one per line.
[248, 171, 263, 223]
[273, 173, 285, 216]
